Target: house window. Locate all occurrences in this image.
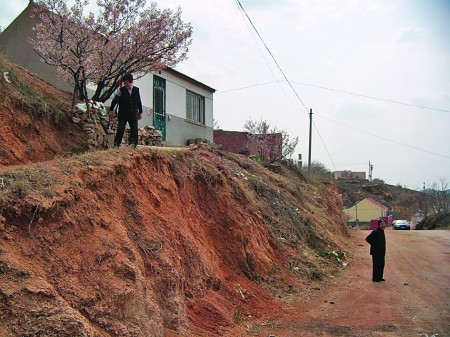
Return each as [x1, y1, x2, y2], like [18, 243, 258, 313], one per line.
[186, 91, 205, 125]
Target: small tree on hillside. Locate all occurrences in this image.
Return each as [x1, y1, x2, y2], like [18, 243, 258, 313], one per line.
[31, 0, 192, 104]
[244, 119, 298, 164]
[417, 177, 449, 218]
[308, 161, 332, 178]
[430, 178, 449, 214]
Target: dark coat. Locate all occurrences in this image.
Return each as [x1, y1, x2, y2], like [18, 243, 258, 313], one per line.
[110, 86, 143, 121]
[365, 228, 386, 256]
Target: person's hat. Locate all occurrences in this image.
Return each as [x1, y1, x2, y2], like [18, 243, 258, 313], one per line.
[122, 73, 133, 82]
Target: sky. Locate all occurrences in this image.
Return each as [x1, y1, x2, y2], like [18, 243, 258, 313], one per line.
[1, 0, 449, 190]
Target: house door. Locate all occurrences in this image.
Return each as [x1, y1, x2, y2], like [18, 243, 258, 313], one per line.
[153, 76, 166, 141]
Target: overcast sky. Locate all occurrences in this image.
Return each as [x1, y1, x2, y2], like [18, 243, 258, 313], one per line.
[1, 0, 449, 190]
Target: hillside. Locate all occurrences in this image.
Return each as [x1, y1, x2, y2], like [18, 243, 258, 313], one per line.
[0, 56, 351, 336]
[336, 178, 421, 220]
[0, 56, 86, 168]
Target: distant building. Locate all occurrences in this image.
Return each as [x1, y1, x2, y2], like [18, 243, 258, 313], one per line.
[344, 198, 388, 226]
[333, 170, 366, 180]
[213, 130, 282, 163]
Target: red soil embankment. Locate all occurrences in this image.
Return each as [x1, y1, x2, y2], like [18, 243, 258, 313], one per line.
[0, 56, 86, 168]
[0, 147, 350, 336]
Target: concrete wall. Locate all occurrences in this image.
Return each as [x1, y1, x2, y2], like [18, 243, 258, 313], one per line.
[134, 70, 214, 145]
[167, 115, 213, 146]
[0, 2, 71, 92]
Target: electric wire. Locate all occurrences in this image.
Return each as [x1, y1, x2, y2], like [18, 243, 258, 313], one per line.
[237, 8, 279, 83]
[312, 120, 337, 171]
[292, 81, 450, 113]
[234, 0, 309, 113]
[315, 114, 450, 159]
[235, 9, 299, 110]
[232, 0, 449, 169]
[217, 80, 281, 93]
[217, 79, 450, 113]
[234, 0, 338, 169]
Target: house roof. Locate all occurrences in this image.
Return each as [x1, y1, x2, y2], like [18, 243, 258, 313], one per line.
[165, 67, 216, 93]
[363, 198, 388, 209]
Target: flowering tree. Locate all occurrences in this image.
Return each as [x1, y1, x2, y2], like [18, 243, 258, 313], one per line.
[244, 119, 299, 164]
[31, 0, 192, 104]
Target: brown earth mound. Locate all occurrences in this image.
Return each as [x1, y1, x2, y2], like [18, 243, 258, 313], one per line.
[0, 146, 350, 336]
[0, 56, 86, 168]
[0, 55, 351, 336]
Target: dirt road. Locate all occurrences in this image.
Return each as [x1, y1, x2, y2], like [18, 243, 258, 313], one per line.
[250, 229, 450, 337]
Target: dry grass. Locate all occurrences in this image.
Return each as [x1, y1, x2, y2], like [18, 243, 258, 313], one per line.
[0, 56, 69, 126]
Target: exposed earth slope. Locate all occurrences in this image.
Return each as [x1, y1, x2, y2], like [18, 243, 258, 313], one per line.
[0, 56, 351, 336]
[336, 178, 421, 220]
[0, 56, 86, 168]
[0, 147, 350, 336]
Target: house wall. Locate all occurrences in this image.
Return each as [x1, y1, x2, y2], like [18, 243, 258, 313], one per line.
[344, 198, 387, 222]
[333, 170, 366, 180]
[213, 130, 253, 153]
[213, 130, 283, 162]
[134, 70, 214, 146]
[0, 2, 71, 92]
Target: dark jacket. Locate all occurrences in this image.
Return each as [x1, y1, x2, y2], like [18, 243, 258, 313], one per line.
[110, 86, 143, 121]
[365, 228, 386, 256]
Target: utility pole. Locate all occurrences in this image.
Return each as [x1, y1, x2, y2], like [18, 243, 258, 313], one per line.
[308, 108, 313, 176]
[369, 160, 373, 181]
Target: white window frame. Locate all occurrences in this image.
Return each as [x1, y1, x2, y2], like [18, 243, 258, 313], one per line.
[186, 91, 205, 125]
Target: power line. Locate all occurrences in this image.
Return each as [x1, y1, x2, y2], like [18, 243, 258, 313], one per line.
[236, 8, 281, 85]
[291, 81, 450, 113]
[313, 120, 337, 171]
[234, 0, 338, 169]
[234, 0, 309, 113]
[217, 80, 281, 93]
[315, 114, 450, 159]
[335, 162, 368, 166]
[217, 79, 450, 113]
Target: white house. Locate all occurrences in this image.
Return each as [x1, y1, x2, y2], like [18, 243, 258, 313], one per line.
[0, 1, 215, 146]
[134, 68, 215, 145]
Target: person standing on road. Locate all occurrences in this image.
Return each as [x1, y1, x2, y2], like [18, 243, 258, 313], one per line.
[365, 219, 386, 282]
[109, 74, 143, 147]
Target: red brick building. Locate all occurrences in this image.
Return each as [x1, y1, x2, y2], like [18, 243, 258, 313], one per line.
[213, 130, 282, 163]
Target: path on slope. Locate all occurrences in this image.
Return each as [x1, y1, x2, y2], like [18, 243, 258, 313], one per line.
[232, 229, 450, 337]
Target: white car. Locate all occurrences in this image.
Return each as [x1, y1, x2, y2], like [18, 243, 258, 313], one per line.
[392, 220, 411, 230]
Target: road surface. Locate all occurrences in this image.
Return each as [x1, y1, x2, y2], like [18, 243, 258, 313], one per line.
[255, 229, 450, 337]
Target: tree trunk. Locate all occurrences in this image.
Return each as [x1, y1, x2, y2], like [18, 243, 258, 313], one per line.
[82, 68, 91, 118]
[91, 79, 105, 102]
[71, 86, 78, 114]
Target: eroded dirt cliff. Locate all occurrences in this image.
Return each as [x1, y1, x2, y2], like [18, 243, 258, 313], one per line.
[0, 55, 350, 336]
[0, 56, 86, 168]
[0, 147, 350, 336]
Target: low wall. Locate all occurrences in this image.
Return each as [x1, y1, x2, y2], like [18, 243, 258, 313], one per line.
[72, 102, 163, 149]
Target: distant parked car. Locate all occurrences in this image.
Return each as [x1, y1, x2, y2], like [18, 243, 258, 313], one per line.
[392, 220, 411, 230]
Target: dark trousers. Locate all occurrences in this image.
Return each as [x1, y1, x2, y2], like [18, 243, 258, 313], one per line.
[372, 254, 385, 281]
[114, 119, 138, 146]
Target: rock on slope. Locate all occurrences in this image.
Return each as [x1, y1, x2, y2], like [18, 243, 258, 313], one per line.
[0, 147, 349, 337]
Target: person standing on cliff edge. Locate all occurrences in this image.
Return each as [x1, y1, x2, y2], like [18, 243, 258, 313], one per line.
[109, 73, 143, 147]
[365, 219, 386, 282]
